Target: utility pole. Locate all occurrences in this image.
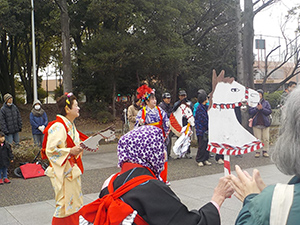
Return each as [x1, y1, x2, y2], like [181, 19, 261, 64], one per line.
[31, 0, 38, 101]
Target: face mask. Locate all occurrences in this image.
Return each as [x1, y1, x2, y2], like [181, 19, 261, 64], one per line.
[206, 100, 210, 106]
[7, 103, 12, 106]
[34, 105, 41, 110]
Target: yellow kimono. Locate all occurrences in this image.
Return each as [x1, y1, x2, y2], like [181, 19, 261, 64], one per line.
[44, 115, 83, 218]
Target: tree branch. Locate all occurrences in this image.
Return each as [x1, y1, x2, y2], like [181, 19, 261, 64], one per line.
[254, 0, 276, 16]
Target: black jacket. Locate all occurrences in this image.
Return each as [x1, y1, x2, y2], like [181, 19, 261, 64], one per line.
[100, 167, 220, 225]
[0, 141, 13, 168]
[159, 101, 172, 118]
[0, 103, 22, 134]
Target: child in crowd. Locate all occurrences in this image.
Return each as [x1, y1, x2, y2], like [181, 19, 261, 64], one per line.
[0, 131, 14, 184]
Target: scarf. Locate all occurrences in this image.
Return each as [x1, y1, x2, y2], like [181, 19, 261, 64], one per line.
[31, 107, 45, 117]
[117, 125, 166, 178]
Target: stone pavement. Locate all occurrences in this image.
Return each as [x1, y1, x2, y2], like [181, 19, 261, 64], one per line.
[0, 143, 292, 225]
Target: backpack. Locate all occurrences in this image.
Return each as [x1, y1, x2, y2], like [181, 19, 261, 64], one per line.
[79, 172, 155, 225]
[41, 116, 88, 173]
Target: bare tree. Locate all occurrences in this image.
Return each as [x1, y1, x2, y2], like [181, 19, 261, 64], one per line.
[237, 0, 276, 88]
[55, 0, 72, 93]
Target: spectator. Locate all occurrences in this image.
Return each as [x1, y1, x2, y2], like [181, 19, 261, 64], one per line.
[0, 93, 22, 145]
[195, 89, 213, 167]
[30, 100, 48, 147]
[0, 131, 13, 185]
[79, 126, 233, 225]
[281, 81, 297, 106]
[159, 92, 172, 117]
[43, 93, 88, 224]
[127, 97, 141, 131]
[193, 89, 209, 116]
[231, 85, 300, 224]
[159, 92, 173, 158]
[249, 89, 272, 158]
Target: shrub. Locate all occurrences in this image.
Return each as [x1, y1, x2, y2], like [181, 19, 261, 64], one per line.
[264, 91, 283, 109]
[84, 102, 114, 124]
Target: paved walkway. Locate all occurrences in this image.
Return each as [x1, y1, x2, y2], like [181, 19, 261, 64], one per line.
[1, 161, 291, 225]
[0, 140, 291, 225]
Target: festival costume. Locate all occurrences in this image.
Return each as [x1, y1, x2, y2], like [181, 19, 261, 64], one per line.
[135, 85, 170, 182]
[44, 115, 88, 224]
[135, 106, 169, 182]
[80, 126, 220, 225]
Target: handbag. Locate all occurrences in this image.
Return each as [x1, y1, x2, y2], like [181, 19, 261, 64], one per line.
[248, 112, 258, 128]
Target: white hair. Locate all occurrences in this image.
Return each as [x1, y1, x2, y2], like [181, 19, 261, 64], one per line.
[272, 85, 300, 177]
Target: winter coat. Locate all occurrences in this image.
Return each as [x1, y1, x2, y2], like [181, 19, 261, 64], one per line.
[0, 141, 13, 168]
[30, 111, 48, 135]
[127, 104, 140, 131]
[159, 101, 172, 118]
[235, 176, 300, 225]
[248, 99, 272, 127]
[195, 103, 208, 137]
[0, 103, 22, 135]
[100, 165, 220, 225]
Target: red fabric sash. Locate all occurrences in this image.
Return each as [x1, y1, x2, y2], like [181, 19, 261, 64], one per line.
[79, 171, 155, 225]
[42, 116, 88, 173]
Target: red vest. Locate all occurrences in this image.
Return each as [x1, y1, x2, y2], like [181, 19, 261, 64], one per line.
[41, 116, 88, 173]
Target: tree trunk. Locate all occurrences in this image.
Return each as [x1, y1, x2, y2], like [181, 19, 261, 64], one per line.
[57, 0, 72, 93]
[0, 33, 12, 97]
[243, 0, 255, 88]
[172, 72, 177, 104]
[112, 78, 116, 118]
[236, 0, 244, 84]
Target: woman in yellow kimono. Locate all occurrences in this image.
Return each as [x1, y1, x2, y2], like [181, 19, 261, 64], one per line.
[44, 93, 88, 225]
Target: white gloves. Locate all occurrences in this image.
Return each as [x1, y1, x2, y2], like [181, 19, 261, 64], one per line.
[38, 125, 45, 132]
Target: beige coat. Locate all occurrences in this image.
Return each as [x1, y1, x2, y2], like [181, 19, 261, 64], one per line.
[127, 104, 139, 130]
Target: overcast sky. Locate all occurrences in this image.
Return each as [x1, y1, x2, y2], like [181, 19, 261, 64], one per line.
[252, 0, 299, 61]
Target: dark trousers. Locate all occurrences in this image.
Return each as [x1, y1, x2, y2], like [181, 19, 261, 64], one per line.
[215, 154, 224, 161]
[196, 135, 209, 163]
[166, 132, 172, 157]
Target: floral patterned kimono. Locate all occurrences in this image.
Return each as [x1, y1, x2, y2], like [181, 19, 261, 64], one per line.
[44, 115, 86, 221]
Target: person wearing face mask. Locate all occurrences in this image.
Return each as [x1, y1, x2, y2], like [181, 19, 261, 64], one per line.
[30, 100, 48, 147]
[0, 93, 22, 145]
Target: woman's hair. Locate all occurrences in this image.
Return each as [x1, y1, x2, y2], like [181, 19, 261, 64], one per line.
[56, 93, 77, 116]
[145, 93, 155, 104]
[272, 85, 300, 176]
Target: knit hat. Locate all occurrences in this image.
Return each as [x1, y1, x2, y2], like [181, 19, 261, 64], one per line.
[257, 89, 264, 95]
[32, 99, 42, 107]
[3, 93, 12, 103]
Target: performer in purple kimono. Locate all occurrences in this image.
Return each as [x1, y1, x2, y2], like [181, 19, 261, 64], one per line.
[134, 84, 170, 183]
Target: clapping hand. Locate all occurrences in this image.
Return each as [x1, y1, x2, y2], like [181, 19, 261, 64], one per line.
[230, 165, 265, 202]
